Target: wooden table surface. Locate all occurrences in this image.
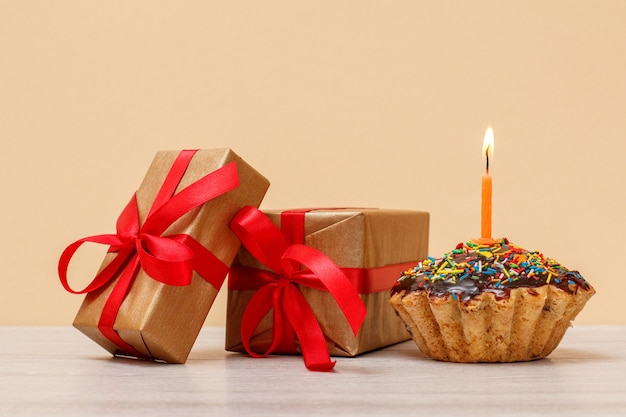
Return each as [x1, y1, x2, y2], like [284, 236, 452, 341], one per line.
[1, 326, 624, 416]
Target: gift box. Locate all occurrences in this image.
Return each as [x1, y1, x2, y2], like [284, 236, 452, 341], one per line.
[225, 207, 429, 370]
[59, 149, 269, 363]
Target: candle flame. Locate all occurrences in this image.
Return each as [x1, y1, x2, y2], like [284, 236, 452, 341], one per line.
[482, 126, 494, 173]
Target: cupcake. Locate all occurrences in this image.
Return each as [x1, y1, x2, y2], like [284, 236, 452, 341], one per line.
[389, 238, 595, 362]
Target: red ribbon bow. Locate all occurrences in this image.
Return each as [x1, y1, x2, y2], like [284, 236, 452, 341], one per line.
[229, 206, 367, 371]
[58, 150, 239, 358]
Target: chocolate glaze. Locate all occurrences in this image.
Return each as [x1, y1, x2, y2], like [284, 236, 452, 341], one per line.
[391, 238, 591, 302]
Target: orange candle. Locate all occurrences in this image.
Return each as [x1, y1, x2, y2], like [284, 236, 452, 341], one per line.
[481, 126, 494, 241]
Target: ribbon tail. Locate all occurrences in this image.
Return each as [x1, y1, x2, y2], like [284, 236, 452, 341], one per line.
[282, 285, 335, 372]
[97, 256, 146, 359]
[283, 244, 367, 337]
[272, 284, 297, 354]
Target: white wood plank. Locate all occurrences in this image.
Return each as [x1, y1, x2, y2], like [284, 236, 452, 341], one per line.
[0, 326, 624, 416]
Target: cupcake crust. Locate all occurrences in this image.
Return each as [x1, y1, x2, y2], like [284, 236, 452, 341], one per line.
[390, 238, 595, 362]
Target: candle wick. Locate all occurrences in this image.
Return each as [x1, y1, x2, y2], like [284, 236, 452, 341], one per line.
[485, 146, 490, 174]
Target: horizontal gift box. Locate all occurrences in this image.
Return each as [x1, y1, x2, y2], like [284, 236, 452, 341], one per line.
[226, 208, 429, 358]
[67, 149, 269, 363]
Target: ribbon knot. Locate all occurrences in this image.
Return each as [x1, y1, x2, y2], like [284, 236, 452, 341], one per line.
[59, 151, 240, 358]
[229, 206, 367, 372]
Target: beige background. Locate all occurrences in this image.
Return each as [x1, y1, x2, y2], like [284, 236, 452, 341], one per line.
[1, 1, 624, 326]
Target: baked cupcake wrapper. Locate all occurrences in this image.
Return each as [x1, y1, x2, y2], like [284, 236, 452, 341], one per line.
[390, 285, 595, 363]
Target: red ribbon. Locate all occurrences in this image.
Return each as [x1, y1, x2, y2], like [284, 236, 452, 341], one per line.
[229, 206, 368, 371]
[59, 150, 239, 358]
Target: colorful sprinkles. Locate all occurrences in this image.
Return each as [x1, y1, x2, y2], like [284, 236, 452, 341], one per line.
[392, 238, 591, 302]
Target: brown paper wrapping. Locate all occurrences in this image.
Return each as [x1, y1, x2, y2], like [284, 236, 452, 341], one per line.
[73, 149, 269, 363]
[225, 208, 429, 357]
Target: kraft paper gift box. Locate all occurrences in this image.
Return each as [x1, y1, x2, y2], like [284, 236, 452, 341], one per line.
[225, 207, 429, 368]
[59, 149, 269, 363]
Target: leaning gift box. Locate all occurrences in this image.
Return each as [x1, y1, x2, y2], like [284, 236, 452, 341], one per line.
[59, 149, 269, 363]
